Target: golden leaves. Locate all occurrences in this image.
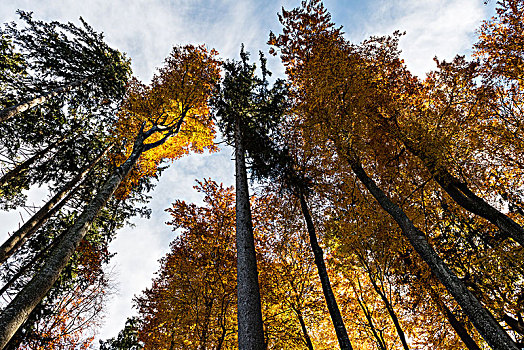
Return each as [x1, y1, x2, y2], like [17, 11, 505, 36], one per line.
[109, 45, 221, 199]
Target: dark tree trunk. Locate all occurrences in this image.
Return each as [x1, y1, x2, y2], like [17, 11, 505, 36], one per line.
[345, 153, 518, 350]
[298, 191, 353, 350]
[503, 314, 524, 336]
[428, 288, 482, 350]
[292, 305, 314, 350]
[0, 135, 67, 187]
[0, 144, 111, 265]
[0, 78, 88, 123]
[0, 136, 142, 349]
[354, 279, 387, 350]
[234, 119, 265, 350]
[402, 137, 524, 247]
[363, 264, 410, 350]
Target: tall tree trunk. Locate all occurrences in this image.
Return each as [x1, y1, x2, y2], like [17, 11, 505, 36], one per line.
[0, 135, 67, 187]
[291, 305, 314, 350]
[0, 144, 111, 265]
[298, 191, 353, 350]
[344, 152, 518, 350]
[234, 119, 265, 350]
[0, 78, 88, 123]
[0, 135, 143, 349]
[401, 136, 524, 247]
[428, 286, 482, 350]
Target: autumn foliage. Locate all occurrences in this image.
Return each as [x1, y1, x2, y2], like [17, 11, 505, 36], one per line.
[110, 45, 220, 198]
[3, 1, 524, 349]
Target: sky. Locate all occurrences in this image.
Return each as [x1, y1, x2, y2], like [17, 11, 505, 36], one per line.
[0, 0, 495, 345]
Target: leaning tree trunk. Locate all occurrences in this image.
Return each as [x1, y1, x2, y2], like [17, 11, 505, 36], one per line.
[360, 259, 410, 350]
[0, 135, 67, 187]
[0, 144, 111, 265]
[0, 78, 89, 123]
[427, 286, 482, 350]
[291, 304, 314, 350]
[344, 152, 518, 350]
[234, 119, 265, 350]
[0, 135, 143, 349]
[401, 136, 524, 248]
[298, 191, 353, 350]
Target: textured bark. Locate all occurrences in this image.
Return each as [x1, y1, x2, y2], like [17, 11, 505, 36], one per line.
[0, 135, 67, 187]
[298, 192, 353, 350]
[234, 119, 265, 350]
[345, 154, 518, 350]
[428, 288, 482, 350]
[0, 138, 142, 349]
[402, 137, 524, 247]
[0, 144, 111, 265]
[0, 78, 88, 123]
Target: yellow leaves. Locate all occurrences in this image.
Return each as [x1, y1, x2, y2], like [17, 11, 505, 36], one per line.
[109, 44, 221, 199]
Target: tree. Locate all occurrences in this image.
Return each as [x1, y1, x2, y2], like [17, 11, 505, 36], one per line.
[210, 48, 272, 350]
[135, 179, 326, 349]
[136, 180, 238, 349]
[269, 1, 520, 348]
[99, 318, 143, 350]
[0, 11, 130, 123]
[0, 144, 112, 265]
[0, 44, 220, 349]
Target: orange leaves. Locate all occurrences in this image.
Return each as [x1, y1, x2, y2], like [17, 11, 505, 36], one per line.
[110, 45, 221, 198]
[474, 0, 524, 84]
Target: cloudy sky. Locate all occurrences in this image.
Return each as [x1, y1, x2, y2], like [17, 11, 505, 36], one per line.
[0, 0, 495, 344]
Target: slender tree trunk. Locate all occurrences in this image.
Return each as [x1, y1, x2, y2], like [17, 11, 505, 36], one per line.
[0, 144, 111, 265]
[503, 314, 524, 336]
[234, 119, 265, 350]
[402, 137, 524, 247]
[428, 287, 482, 350]
[298, 191, 353, 350]
[363, 265, 410, 350]
[291, 305, 314, 350]
[216, 323, 227, 350]
[0, 136, 142, 349]
[198, 300, 213, 350]
[345, 153, 518, 350]
[355, 278, 387, 350]
[0, 78, 88, 123]
[0, 135, 67, 187]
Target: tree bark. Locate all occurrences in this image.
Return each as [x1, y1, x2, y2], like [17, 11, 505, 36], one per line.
[298, 191, 353, 350]
[402, 137, 524, 248]
[0, 144, 111, 265]
[234, 119, 265, 350]
[428, 287, 482, 350]
[0, 135, 67, 187]
[345, 153, 518, 350]
[0, 78, 88, 123]
[0, 136, 142, 349]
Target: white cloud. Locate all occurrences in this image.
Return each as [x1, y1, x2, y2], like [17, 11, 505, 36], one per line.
[331, 0, 487, 77]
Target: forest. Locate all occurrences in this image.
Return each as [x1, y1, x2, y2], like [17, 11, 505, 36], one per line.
[0, 0, 523, 349]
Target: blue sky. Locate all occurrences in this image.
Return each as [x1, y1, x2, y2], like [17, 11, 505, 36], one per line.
[0, 0, 494, 344]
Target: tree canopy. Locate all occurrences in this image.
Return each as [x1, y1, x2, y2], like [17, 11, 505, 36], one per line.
[2, 1, 524, 349]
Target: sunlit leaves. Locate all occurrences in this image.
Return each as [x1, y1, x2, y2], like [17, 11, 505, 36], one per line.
[110, 45, 220, 198]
